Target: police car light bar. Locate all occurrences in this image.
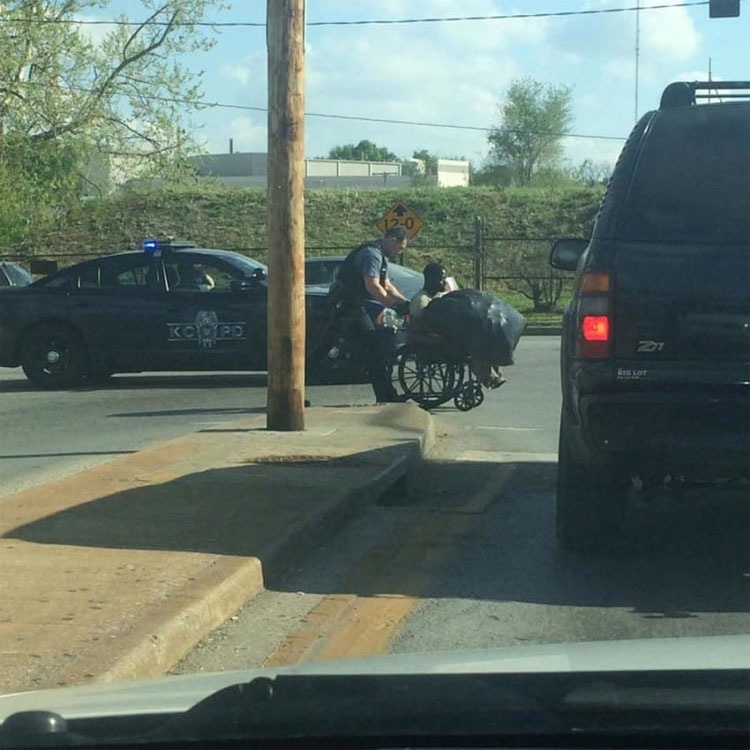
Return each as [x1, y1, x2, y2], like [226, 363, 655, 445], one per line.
[142, 238, 196, 254]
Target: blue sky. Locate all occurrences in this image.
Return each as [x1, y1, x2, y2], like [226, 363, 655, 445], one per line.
[88, 1, 749, 169]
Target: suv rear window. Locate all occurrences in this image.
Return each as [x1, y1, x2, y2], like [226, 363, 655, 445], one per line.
[618, 104, 750, 244]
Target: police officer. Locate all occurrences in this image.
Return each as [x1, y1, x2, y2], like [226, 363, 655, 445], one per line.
[334, 226, 410, 403]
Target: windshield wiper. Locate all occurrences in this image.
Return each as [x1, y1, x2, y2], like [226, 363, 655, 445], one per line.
[153, 672, 559, 743]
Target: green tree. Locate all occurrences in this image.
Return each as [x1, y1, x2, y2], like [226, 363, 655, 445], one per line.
[327, 139, 397, 161]
[487, 78, 573, 187]
[0, 0, 223, 245]
[471, 163, 513, 187]
[411, 149, 438, 174]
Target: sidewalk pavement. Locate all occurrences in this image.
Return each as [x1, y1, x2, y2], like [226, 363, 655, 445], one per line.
[0, 404, 433, 695]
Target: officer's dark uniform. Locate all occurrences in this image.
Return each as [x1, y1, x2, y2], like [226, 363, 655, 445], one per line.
[334, 242, 399, 403]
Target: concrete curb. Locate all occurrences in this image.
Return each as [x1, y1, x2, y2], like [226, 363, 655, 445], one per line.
[261, 414, 435, 587]
[95, 557, 265, 685]
[86, 408, 436, 686]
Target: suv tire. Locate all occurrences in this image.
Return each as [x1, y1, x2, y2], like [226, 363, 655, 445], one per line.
[556, 415, 628, 553]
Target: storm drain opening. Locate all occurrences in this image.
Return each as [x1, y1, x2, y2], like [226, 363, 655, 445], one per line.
[375, 459, 515, 511]
[375, 474, 410, 507]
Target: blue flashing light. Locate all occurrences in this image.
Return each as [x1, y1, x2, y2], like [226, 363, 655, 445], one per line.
[142, 237, 172, 257]
[142, 237, 193, 255]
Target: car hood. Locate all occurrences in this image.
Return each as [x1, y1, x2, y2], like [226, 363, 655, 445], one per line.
[304, 283, 331, 297]
[0, 635, 747, 721]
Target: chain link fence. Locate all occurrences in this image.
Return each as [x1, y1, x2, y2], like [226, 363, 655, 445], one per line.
[468, 217, 575, 315]
[2, 219, 576, 319]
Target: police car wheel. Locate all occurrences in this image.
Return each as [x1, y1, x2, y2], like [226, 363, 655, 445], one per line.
[21, 324, 88, 389]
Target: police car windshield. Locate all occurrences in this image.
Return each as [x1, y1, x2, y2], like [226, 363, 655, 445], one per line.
[216, 252, 267, 278]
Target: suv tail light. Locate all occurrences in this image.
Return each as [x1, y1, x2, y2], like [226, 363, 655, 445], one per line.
[576, 271, 612, 359]
[582, 315, 609, 341]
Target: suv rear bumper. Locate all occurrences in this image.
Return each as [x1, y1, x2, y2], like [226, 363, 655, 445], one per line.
[573, 389, 750, 477]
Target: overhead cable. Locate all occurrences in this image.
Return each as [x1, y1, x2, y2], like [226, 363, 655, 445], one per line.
[0, 1, 719, 28]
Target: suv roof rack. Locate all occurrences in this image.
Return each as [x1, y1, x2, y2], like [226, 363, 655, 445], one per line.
[660, 80, 750, 108]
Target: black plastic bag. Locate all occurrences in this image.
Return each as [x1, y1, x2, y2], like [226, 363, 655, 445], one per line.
[421, 290, 525, 374]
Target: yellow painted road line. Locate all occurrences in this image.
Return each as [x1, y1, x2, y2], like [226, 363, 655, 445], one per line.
[263, 463, 518, 667]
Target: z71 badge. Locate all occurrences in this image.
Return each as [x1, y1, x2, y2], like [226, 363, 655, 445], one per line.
[637, 340, 665, 353]
[167, 310, 246, 349]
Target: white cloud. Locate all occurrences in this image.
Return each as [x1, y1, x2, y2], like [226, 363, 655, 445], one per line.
[604, 59, 636, 83]
[74, 14, 115, 47]
[672, 69, 722, 82]
[418, 0, 550, 51]
[640, 0, 700, 61]
[303, 9, 534, 161]
[547, 0, 702, 89]
[198, 0, 726, 168]
[221, 64, 252, 86]
[203, 115, 266, 154]
[219, 52, 266, 96]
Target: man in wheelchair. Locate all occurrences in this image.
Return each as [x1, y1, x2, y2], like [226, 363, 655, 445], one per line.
[408, 264, 507, 390]
[409, 262, 447, 324]
[407, 262, 450, 355]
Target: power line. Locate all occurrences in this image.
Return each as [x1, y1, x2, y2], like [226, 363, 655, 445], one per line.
[0, 16, 261, 27]
[0, 1, 721, 28]
[19, 82, 626, 141]
[308, 1, 713, 26]
[303, 109, 625, 141]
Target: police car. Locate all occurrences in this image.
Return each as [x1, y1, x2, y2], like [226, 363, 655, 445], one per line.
[0, 239, 333, 388]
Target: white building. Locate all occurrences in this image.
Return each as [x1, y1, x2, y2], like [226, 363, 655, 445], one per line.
[186, 150, 470, 190]
[433, 159, 470, 188]
[189, 152, 411, 190]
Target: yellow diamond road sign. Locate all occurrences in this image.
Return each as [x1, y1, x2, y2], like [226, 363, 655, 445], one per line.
[376, 201, 424, 240]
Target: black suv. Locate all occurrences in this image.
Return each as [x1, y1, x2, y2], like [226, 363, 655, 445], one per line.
[550, 81, 750, 552]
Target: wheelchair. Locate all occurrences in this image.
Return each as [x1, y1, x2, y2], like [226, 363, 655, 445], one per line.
[391, 328, 489, 412]
[306, 304, 497, 412]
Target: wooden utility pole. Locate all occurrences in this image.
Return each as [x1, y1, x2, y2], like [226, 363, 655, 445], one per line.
[266, 0, 306, 431]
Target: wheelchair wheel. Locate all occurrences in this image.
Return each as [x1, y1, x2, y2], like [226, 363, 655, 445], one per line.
[397, 350, 456, 409]
[454, 380, 484, 412]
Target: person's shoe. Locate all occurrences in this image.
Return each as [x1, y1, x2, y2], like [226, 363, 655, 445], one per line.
[304, 399, 311, 407]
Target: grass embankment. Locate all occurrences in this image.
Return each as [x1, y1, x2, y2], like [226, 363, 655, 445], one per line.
[8, 184, 603, 324]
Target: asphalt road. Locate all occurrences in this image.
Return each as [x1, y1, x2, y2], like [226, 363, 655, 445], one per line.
[0, 335, 557, 497]
[174, 337, 749, 675]
[0, 370, 374, 498]
[4, 337, 747, 671]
